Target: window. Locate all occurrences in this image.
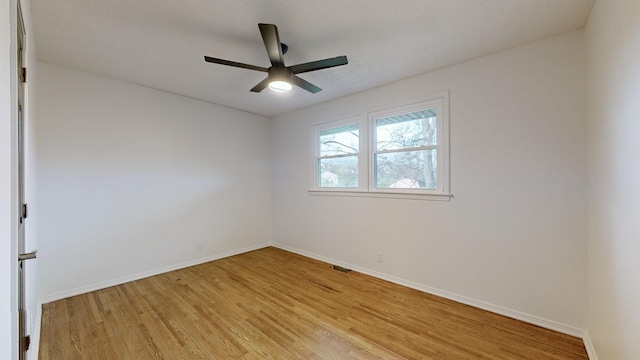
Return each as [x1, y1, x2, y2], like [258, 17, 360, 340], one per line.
[370, 98, 447, 195]
[312, 92, 450, 200]
[314, 118, 364, 189]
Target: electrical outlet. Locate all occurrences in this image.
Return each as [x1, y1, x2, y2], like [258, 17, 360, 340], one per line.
[377, 251, 383, 263]
[196, 243, 203, 252]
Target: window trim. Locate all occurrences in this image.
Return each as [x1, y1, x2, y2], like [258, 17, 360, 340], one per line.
[309, 91, 451, 201]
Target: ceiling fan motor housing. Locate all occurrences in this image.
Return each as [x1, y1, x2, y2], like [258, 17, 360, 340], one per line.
[268, 67, 293, 83]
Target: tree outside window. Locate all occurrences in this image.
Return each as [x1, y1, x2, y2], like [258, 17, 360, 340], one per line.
[318, 124, 359, 188]
[374, 109, 438, 189]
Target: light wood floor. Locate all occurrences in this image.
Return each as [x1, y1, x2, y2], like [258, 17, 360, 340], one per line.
[40, 247, 588, 359]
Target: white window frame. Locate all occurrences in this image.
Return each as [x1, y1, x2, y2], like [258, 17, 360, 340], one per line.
[310, 91, 451, 201]
[312, 116, 367, 191]
[369, 96, 449, 196]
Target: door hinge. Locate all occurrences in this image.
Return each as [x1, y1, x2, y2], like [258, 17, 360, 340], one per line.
[21, 203, 28, 222]
[21, 67, 27, 83]
[23, 335, 31, 351]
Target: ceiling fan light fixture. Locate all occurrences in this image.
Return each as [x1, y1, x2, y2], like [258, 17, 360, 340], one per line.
[267, 67, 293, 93]
[268, 80, 292, 93]
[204, 23, 348, 94]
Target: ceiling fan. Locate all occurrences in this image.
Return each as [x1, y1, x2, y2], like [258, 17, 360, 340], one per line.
[204, 23, 348, 94]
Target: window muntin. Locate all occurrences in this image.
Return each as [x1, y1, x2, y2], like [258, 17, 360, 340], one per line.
[316, 123, 360, 188]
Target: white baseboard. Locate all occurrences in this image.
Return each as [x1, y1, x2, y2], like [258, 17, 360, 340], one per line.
[272, 243, 585, 338]
[582, 331, 599, 360]
[39, 242, 271, 304]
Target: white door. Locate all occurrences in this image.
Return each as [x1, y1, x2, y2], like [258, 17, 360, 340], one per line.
[16, 3, 36, 360]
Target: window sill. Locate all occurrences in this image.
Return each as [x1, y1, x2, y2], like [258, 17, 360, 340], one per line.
[308, 190, 453, 201]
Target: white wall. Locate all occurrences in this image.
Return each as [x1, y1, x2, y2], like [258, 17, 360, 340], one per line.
[0, 1, 18, 358]
[271, 31, 588, 331]
[36, 62, 272, 301]
[585, 0, 640, 358]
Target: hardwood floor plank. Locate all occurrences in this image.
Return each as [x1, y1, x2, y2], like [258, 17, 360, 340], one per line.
[40, 247, 588, 359]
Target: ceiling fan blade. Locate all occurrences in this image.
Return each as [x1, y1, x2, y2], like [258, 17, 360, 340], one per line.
[204, 56, 268, 72]
[250, 77, 271, 93]
[289, 56, 348, 74]
[258, 23, 285, 67]
[292, 75, 322, 93]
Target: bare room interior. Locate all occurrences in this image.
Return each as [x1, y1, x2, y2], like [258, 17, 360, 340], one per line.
[1, 0, 639, 359]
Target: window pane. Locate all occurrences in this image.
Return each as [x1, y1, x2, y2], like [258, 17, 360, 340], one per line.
[376, 109, 437, 151]
[320, 124, 359, 156]
[375, 149, 437, 189]
[319, 156, 358, 187]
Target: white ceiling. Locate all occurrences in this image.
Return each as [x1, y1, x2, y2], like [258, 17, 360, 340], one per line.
[30, 0, 594, 117]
